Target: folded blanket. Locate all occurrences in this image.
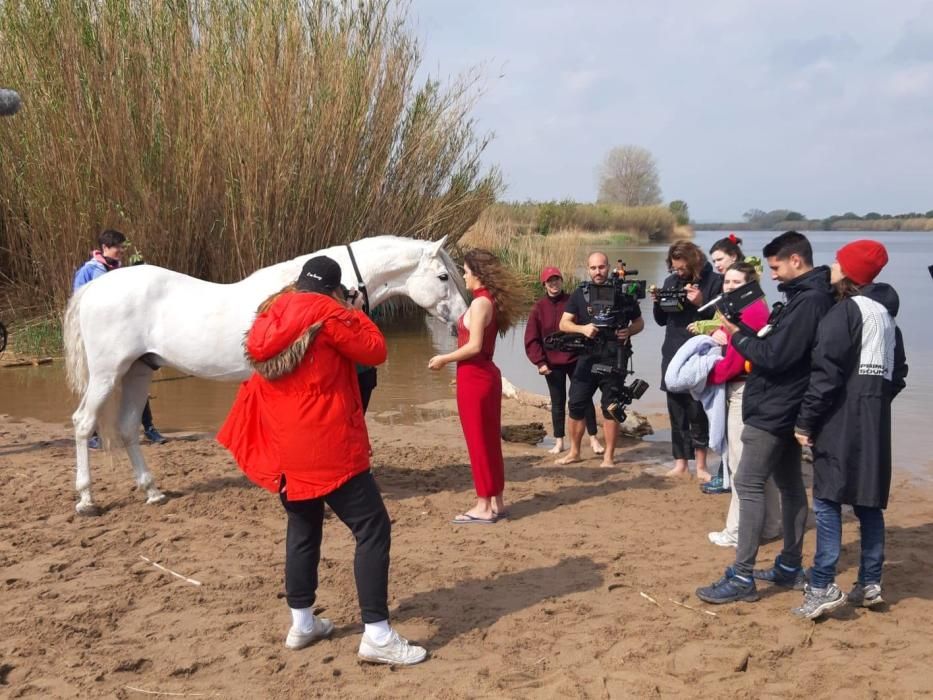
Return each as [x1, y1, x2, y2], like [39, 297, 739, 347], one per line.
[664, 335, 727, 457]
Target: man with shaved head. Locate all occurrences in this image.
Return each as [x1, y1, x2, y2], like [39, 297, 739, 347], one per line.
[558, 251, 645, 467]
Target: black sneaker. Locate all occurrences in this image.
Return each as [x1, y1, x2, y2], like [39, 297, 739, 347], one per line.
[144, 426, 168, 444]
[752, 556, 807, 590]
[696, 567, 760, 604]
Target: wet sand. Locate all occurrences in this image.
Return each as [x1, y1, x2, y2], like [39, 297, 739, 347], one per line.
[1, 398, 931, 699]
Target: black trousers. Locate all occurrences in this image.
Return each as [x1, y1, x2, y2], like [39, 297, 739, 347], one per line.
[666, 391, 709, 460]
[545, 364, 598, 438]
[280, 470, 391, 623]
[357, 367, 378, 414]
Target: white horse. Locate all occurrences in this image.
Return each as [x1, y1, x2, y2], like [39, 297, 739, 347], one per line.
[64, 235, 468, 515]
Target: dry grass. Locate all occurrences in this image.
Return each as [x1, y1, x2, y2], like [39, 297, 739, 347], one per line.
[0, 0, 498, 310]
[489, 201, 676, 237]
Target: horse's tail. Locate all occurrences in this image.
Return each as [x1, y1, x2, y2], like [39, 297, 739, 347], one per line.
[64, 287, 89, 395]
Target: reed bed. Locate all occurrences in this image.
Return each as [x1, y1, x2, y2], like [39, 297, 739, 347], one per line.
[0, 0, 498, 311]
[489, 201, 675, 237]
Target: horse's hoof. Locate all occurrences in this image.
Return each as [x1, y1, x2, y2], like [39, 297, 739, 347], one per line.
[146, 493, 168, 505]
[75, 502, 102, 517]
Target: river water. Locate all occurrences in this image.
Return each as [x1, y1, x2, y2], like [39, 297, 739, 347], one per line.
[1, 230, 930, 477]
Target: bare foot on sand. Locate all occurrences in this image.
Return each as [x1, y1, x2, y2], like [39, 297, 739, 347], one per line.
[589, 436, 605, 455]
[665, 466, 690, 478]
[548, 437, 566, 455]
[696, 470, 714, 483]
[599, 456, 615, 468]
[556, 452, 583, 465]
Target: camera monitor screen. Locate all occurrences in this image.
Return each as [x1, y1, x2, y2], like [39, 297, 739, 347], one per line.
[589, 284, 614, 303]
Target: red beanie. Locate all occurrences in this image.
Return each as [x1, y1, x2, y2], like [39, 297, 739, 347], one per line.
[836, 239, 888, 286]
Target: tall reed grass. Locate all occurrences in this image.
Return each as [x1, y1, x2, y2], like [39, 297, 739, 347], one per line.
[0, 0, 499, 312]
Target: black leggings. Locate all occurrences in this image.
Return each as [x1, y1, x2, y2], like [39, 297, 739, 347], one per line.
[281, 471, 391, 623]
[545, 364, 598, 438]
[666, 391, 709, 460]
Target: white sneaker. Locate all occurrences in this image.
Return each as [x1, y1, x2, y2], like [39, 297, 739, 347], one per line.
[708, 530, 738, 548]
[358, 629, 427, 666]
[285, 616, 335, 650]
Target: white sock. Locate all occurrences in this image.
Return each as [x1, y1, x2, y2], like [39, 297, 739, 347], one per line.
[364, 619, 392, 644]
[290, 607, 315, 632]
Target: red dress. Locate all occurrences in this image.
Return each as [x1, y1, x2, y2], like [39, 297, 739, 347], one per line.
[456, 288, 505, 498]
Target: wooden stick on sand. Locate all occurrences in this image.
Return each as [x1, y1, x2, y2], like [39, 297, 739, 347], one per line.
[139, 555, 202, 586]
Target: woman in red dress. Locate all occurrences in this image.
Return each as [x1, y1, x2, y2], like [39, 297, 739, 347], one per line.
[428, 249, 522, 524]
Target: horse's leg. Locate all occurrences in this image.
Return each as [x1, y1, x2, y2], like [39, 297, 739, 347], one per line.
[72, 377, 117, 516]
[119, 363, 167, 505]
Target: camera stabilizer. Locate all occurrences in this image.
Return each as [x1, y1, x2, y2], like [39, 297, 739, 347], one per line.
[544, 261, 649, 423]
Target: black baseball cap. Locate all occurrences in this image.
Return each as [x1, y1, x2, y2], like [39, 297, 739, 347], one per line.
[296, 255, 341, 293]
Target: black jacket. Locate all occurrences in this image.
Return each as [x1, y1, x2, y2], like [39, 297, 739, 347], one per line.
[732, 266, 834, 434]
[653, 261, 722, 391]
[795, 284, 907, 508]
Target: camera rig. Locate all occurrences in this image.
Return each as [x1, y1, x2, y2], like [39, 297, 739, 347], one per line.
[544, 261, 649, 423]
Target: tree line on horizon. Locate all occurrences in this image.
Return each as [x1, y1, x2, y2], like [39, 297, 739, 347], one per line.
[692, 208, 933, 231]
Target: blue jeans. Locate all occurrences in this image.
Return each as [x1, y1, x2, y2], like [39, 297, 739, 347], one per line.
[811, 497, 885, 589]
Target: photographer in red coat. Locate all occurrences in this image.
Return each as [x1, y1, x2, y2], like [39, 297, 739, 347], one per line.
[218, 255, 426, 666]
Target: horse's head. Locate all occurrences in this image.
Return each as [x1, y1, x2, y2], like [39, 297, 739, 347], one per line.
[407, 235, 470, 328]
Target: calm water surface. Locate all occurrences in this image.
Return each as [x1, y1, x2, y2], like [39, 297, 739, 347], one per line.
[1, 231, 930, 477]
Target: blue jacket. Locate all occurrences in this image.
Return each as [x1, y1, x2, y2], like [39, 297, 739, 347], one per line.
[72, 258, 109, 292]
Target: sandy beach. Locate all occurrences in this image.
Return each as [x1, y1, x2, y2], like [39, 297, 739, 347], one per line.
[1, 395, 931, 699]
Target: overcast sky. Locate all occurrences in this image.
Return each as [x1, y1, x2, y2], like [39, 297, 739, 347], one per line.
[411, 0, 933, 221]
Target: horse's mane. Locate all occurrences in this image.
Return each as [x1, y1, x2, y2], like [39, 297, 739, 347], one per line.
[437, 246, 471, 307]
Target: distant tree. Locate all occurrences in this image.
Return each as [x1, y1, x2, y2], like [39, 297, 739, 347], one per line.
[842, 211, 860, 220]
[596, 145, 662, 206]
[743, 208, 767, 223]
[925, 210, 933, 218]
[784, 211, 806, 221]
[669, 200, 690, 225]
[865, 212, 882, 220]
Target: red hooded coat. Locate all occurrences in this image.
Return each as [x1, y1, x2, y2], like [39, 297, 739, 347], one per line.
[217, 291, 387, 501]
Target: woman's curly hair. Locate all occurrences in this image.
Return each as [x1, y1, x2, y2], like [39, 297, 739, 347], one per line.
[463, 248, 525, 334]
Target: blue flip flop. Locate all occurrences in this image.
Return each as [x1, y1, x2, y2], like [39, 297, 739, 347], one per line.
[451, 513, 497, 525]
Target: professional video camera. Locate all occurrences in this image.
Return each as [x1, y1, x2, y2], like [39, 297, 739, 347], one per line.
[544, 261, 649, 423]
[650, 284, 688, 313]
[697, 280, 767, 334]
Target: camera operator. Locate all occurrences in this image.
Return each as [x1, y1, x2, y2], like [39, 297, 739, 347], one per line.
[557, 252, 644, 467]
[652, 240, 722, 481]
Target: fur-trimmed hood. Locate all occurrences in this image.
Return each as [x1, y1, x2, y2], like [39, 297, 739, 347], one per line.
[243, 291, 348, 381]
[247, 321, 323, 380]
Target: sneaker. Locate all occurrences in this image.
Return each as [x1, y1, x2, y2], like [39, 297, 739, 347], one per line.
[695, 567, 759, 604]
[143, 426, 167, 444]
[358, 629, 427, 666]
[88, 435, 102, 450]
[848, 582, 884, 608]
[792, 583, 847, 620]
[701, 475, 731, 495]
[708, 530, 738, 548]
[285, 616, 335, 650]
[752, 556, 807, 590]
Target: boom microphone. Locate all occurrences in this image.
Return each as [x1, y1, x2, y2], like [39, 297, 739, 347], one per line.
[0, 89, 22, 117]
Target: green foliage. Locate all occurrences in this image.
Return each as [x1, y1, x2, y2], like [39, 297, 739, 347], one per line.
[669, 200, 689, 225]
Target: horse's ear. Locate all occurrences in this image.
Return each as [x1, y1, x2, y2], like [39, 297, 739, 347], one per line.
[430, 235, 448, 256]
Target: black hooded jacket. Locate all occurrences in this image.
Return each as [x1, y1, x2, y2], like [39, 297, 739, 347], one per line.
[795, 283, 908, 508]
[732, 266, 835, 434]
